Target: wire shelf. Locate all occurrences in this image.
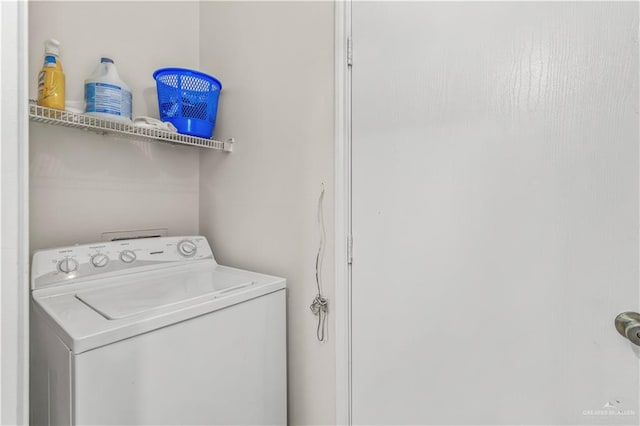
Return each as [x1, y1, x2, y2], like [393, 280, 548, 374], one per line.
[29, 101, 233, 152]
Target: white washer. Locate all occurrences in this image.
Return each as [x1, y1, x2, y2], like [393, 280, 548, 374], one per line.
[30, 236, 286, 425]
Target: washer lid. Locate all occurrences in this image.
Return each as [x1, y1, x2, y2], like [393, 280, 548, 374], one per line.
[75, 269, 254, 320]
[33, 264, 286, 354]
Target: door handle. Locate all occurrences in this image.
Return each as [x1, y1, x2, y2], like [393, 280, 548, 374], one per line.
[615, 312, 640, 346]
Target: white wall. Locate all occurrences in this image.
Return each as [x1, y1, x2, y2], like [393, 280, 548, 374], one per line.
[29, 1, 202, 251]
[198, 2, 336, 424]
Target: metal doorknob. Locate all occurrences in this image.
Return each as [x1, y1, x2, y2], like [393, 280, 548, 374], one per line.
[615, 312, 640, 346]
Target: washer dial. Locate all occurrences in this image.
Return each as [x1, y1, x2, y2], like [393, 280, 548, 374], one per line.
[119, 250, 137, 264]
[57, 257, 78, 274]
[177, 240, 197, 257]
[91, 253, 110, 268]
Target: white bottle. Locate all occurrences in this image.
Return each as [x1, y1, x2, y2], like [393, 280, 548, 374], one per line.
[84, 57, 132, 124]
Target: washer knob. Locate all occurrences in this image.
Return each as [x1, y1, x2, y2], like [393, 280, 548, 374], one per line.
[119, 250, 136, 264]
[91, 253, 110, 268]
[57, 257, 78, 274]
[177, 240, 197, 257]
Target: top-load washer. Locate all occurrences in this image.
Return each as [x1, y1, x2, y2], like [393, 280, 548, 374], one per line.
[30, 236, 286, 426]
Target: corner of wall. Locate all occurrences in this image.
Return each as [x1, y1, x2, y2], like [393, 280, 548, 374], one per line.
[194, 3, 337, 425]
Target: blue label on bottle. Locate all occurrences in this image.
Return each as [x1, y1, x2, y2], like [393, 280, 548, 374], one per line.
[85, 82, 132, 118]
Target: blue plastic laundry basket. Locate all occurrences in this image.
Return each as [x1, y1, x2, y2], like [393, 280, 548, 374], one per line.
[153, 68, 222, 139]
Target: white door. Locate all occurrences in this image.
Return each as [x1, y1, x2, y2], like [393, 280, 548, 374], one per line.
[351, 2, 640, 425]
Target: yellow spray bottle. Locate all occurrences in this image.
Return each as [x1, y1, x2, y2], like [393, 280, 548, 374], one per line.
[37, 39, 65, 110]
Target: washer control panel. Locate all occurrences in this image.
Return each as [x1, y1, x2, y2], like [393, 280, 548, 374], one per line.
[32, 236, 213, 290]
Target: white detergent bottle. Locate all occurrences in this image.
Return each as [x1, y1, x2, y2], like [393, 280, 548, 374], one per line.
[84, 57, 132, 124]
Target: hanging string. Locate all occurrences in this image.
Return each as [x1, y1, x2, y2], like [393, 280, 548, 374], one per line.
[310, 183, 328, 342]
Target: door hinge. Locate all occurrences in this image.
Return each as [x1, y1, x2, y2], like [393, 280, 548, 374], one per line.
[347, 235, 353, 264]
[347, 37, 353, 67]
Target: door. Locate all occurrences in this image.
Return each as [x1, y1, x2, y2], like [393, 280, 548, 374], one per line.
[351, 2, 640, 425]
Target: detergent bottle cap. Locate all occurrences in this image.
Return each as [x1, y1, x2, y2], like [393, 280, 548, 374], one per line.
[101, 57, 114, 64]
[44, 39, 60, 57]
